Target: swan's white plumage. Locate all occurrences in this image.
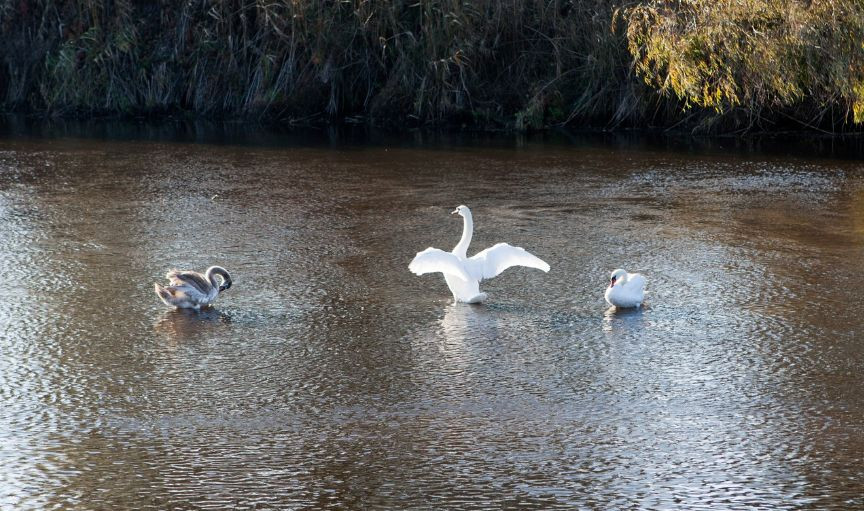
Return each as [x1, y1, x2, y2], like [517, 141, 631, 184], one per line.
[604, 268, 645, 308]
[409, 205, 549, 303]
[408, 248, 471, 281]
[470, 242, 551, 280]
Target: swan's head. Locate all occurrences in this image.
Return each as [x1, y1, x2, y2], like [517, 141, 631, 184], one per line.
[451, 205, 471, 217]
[609, 268, 627, 288]
[219, 278, 232, 292]
[206, 266, 232, 292]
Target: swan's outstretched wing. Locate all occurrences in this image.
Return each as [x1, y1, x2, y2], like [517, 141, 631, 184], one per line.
[409, 248, 471, 281]
[469, 243, 550, 280]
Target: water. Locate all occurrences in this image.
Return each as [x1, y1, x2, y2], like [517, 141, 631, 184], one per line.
[0, 123, 863, 509]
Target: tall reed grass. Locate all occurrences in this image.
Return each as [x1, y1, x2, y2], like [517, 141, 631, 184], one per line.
[1, 0, 862, 132]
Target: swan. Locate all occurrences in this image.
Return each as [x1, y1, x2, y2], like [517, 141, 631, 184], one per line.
[154, 266, 232, 309]
[409, 205, 550, 303]
[604, 268, 645, 308]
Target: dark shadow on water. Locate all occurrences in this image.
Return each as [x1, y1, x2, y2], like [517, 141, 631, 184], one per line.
[6, 114, 864, 160]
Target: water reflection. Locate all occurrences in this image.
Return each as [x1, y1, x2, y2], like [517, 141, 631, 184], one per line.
[153, 308, 232, 341]
[438, 304, 501, 344]
[432, 304, 502, 386]
[602, 305, 646, 332]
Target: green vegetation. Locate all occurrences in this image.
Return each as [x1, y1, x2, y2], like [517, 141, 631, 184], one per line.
[1, 0, 863, 132]
[625, 0, 864, 132]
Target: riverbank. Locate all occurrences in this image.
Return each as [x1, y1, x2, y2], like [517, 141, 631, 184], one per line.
[1, 1, 863, 134]
[7, 114, 864, 162]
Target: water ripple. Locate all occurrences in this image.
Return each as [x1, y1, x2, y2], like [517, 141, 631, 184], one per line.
[0, 136, 861, 509]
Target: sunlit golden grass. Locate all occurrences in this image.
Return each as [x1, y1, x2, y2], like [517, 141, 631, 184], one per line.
[623, 0, 864, 131]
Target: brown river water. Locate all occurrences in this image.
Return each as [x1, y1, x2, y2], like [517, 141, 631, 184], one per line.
[0, 122, 862, 509]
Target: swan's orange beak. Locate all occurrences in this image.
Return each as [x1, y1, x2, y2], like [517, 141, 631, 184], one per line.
[609, 277, 616, 288]
[451, 209, 459, 215]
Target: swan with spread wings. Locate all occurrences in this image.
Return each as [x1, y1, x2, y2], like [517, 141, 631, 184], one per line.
[409, 205, 550, 304]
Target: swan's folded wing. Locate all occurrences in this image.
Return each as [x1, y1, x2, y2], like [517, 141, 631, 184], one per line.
[628, 273, 646, 292]
[408, 248, 471, 281]
[166, 270, 211, 295]
[470, 243, 550, 280]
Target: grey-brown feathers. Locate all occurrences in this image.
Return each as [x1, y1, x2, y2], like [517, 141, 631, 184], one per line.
[155, 282, 188, 308]
[154, 282, 171, 301]
[156, 266, 232, 309]
[167, 270, 212, 296]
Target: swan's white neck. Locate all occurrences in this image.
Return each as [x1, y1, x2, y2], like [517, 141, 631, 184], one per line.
[452, 212, 473, 258]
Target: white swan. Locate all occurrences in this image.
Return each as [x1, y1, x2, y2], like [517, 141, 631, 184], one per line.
[604, 268, 645, 308]
[409, 205, 550, 303]
[154, 266, 232, 309]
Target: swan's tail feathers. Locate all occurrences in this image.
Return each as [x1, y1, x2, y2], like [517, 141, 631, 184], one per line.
[154, 283, 173, 306]
[471, 243, 550, 280]
[155, 283, 188, 308]
[408, 248, 471, 282]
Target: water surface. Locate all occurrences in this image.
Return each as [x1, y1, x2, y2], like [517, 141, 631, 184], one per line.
[0, 126, 862, 509]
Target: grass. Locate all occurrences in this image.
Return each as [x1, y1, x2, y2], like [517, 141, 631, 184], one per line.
[1, 0, 862, 133]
